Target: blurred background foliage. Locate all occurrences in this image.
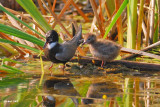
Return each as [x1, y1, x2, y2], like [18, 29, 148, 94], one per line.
[0, 0, 159, 73]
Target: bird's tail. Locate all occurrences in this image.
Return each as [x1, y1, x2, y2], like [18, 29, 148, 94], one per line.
[70, 24, 82, 46]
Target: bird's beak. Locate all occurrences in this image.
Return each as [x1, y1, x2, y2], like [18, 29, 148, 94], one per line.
[82, 41, 87, 45]
[43, 42, 48, 49]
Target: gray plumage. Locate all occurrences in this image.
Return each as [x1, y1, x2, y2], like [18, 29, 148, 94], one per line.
[55, 25, 82, 62]
[83, 33, 121, 62]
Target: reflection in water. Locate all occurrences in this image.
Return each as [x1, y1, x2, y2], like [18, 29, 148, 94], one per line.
[1, 73, 160, 107]
[81, 82, 121, 105]
[3, 86, 17, 107]
[42, 77, 80, 107]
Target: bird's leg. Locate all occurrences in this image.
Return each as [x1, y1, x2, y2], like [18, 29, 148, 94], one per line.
[62, 64, 66, 75]
[101, 61, 104, 67]
[49, 63, 53, 75]
[77, 54, 80, 62]
[98, 61, 104, 70]
[101, 61, 106, 68]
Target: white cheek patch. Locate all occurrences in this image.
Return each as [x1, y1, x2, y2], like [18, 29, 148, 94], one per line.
[47, 42, 57, 50]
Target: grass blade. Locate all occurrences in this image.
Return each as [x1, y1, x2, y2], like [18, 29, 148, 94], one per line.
[103, 0, 128, 39]
[2, 65, 23, 73]
[0, 4, 45, 38]
[0, 24, 44, 46]
[16, 0, 52, 32]
[1, 58, 24, 65]
[0, 39, 40, 53]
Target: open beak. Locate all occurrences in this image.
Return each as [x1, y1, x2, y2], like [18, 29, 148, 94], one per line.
[43, 42, 48, 49]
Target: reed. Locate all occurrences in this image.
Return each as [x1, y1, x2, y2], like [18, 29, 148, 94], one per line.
[153, 0, 159, 43]
[136, 0, 144, 50]
[127, 0, 137, 49]
[149, 0, 155, 44]
[123, 78, 134, 107]
[115, 0, 123, 46]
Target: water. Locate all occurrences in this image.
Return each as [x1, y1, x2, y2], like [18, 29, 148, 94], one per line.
[1, 59, 160, 107]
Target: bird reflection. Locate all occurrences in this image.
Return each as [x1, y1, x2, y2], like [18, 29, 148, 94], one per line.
[81, 82, 121, 105]
[42, 77, 80, 107]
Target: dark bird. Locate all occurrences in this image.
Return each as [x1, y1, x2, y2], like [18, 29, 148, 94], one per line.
[42, 77, 80, 107]
[43, 24, 82, 73]
[82, 33, 121, 67]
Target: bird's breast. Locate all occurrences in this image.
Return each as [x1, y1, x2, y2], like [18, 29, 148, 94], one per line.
[47, 42, 58, 50]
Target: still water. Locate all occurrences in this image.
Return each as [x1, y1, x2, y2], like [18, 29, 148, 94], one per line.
[0, 60, 160, 107]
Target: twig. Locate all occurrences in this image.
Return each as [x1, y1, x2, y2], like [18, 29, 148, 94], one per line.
[37, 0, 47, 15]
[51, 0, 72, 29]
[89, 0, 104, 37]
[71, 0, 89, 22]
[0, 32, 26, 55]
[46, 0, 52, 10]
[4, 7, 45, 33]
[145, 7, 150, 46]
[104, 2, 111, 19]
[33, 55, 160, 71]
[115, 0, 123, 46]
[142, 20, 147, 38]
[71, 58, 160, 71]
[149, 0, 155, 44]
[136, 0, 144, 50]
[121, 47, 160, 60]
[121, 41, 160, 60]
[41, 0, 72, 38]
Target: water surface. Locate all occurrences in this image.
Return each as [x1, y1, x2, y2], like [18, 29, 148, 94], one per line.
[1, 59, 160, 107]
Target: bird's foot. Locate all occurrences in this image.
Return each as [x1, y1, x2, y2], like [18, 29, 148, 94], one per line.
[92, 59, 95, 64]
[98, 67, 104, 70]
[49, 63, 53, 76]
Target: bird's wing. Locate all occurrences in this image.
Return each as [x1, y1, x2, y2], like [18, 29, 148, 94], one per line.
[55, 44, 76, 61]
[94, 41, 119, 55]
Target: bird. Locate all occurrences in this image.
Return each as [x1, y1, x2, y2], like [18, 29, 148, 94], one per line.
[43, 24, 82, 73]
[42, 77, 80, 107]
[82, 33, 121, 67]
[81, 82, 121, 105]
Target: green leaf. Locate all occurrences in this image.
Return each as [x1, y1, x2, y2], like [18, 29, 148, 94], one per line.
[0, 39, 40, 53]
[0, 24, 44, 46]
[0, 76, 27, 88]
[2, 65, 24, 73]
[11, 88, 38, 107]
[0, 5, 45, 38]
[153, 0, 159, 43]
[16, 0, 52, 32]
[0, 58, 24, 73]
[1, 58, 24, 65]
[103, 0, 128, 39]
[0, 67, 19, 74]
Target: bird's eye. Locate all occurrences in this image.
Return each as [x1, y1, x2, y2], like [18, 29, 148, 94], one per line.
[88, 38, 91, 40]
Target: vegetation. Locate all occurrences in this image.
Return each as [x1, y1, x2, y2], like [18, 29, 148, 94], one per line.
[0, 0, 159, 106]
[0, 0, 159, 73]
